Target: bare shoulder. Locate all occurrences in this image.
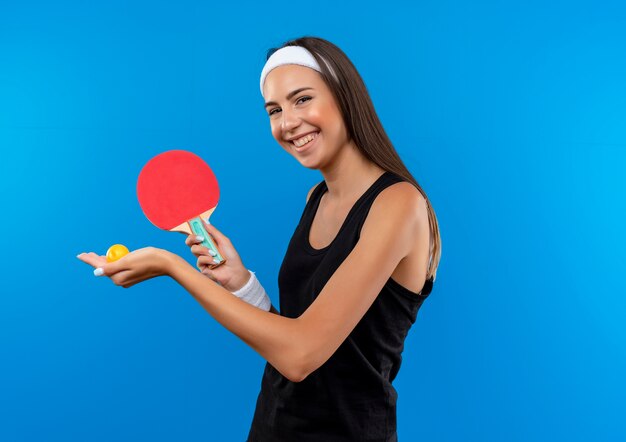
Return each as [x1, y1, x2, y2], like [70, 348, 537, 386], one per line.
[371, 181, 427, 224]
[361, 181, 428, 257]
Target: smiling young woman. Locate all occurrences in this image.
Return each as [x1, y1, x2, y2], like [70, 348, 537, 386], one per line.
[244, 37, 442, 441]
[78, 35, 441, 442]
[264, 64, 350, 171]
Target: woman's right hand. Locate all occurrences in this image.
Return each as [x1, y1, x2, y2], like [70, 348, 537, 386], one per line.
[184, 221, 251, 292]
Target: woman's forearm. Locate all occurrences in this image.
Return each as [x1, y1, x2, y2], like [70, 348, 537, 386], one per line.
[165, 252, 306, 382]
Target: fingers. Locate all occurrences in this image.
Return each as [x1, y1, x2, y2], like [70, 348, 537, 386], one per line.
[77, 252, 126, 282]
[185, 234, 206, 247]
[202, 221, 230, 245]
[93, 255, 132, 277]
[105, 270, 137, 288]
[197, 254, 220, 267]
[94, 262, 114, 277]
[186, 235, 215, 260]
[186, 224, 232, 266]
[76, 252, 107, 268]
[184, 232, 209, 255]
[191, 244, 210, 257]
[80, 251, 135, 287]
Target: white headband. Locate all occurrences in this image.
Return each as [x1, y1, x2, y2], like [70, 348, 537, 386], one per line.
[259, 46, 336, 97]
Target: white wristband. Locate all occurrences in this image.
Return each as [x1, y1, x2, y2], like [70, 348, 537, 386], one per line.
[232, 270, 271, 312]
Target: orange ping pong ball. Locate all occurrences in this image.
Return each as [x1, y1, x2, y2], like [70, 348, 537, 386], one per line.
[106, 244, 130, 262]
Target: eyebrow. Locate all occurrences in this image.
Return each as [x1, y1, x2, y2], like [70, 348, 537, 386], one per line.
[264, 87, 314, 109]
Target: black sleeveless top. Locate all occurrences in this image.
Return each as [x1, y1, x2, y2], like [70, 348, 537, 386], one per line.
[247, 171, 434, 442]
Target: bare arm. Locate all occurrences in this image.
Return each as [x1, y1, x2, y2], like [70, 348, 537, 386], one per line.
[166, 254, 305, 381]
[167, 181, 425, 382]
[83, 181, 424, 384]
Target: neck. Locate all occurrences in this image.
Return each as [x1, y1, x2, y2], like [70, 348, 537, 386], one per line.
[319, 139, 386, 202]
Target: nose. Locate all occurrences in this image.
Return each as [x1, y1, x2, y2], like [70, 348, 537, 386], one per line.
[281, 108, 301, 134]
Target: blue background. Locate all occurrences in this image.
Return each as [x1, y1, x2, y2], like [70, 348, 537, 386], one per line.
[1, 1, 625, 441]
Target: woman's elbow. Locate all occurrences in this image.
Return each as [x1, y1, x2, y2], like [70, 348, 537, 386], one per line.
[273, 359, 307, 383]
[279, 318, 327, 382]
[283, 350, 311, 383]
[279, 335, 313, 383]
[288, 347, 326, 383]
[285, 369, 307, 383]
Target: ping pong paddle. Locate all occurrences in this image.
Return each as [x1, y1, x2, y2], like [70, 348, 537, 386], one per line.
[136, 149, 225, 268]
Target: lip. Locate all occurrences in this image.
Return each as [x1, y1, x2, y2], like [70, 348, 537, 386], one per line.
[293, 132, 319, 154]
[286, 130, 319, 142]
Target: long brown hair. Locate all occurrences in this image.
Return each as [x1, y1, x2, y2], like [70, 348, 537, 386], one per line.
[268, 36, 442, 281]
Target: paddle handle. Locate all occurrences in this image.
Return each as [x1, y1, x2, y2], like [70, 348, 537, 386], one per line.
[188, 217, 226, 268]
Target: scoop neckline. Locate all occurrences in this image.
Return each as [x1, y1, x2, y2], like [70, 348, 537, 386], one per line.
[304, 171, 391, 255]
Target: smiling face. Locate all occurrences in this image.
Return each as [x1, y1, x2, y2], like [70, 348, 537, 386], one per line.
[263, 64, 349, 169]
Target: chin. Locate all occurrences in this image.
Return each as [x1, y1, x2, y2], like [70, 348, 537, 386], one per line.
[296, 157, 320, 170]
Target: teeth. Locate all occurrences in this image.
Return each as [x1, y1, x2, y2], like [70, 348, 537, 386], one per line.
[292, 132, 318, 148]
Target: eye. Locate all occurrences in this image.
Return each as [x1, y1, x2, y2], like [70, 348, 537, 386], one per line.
[296, 96, 312, 104]
[268, 96, 311, 117]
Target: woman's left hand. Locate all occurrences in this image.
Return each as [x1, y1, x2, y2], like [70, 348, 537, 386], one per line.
[77, 247, 174, 288]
